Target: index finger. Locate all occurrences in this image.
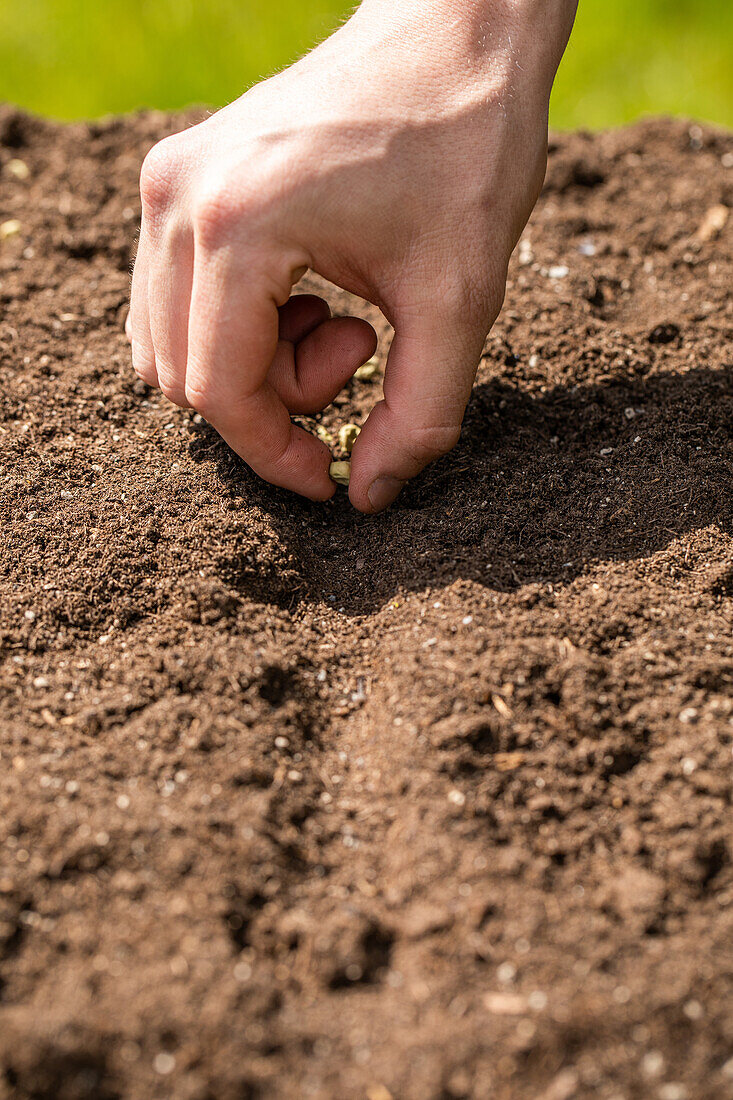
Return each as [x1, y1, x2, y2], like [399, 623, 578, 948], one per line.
[184, 244, 335, 500]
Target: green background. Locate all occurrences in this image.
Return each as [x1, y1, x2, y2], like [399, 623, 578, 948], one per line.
[0, 0, 731, 128]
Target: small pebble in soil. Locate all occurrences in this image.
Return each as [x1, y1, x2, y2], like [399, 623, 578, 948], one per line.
[338, 423, 360, 453]
[482, 992, 527, 1015]
[547, 264, 569, 279]
[354, 357, 379, 381]
[658, 1086, 688, 1100]
[233, 960, 252, 982]
[517, 238, 533, 265]
[366, 1086, 394, 1100]
[641, 1051, 665, 1078]
[153, 1053, 175, 1076]
[329, 460, 351, 486]
[5, 158, 30, 180]
[496, 962, 517, 984]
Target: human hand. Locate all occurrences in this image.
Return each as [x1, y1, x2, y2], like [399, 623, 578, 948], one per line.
[129, 0, 576, 511]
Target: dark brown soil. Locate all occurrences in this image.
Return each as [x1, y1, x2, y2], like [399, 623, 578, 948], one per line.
[1, 105, 732, 1100]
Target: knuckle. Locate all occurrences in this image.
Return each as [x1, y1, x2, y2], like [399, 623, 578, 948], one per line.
[405, 422, 462, 464]
[435, 258, 506, 330]
[132, 357, 154, 382]
[192, 182, 240, 248]
[264, 430, 294, 474]
[184, 378, 215, 415]
[158, 377, 187, 407]
[435, 273, 484, 329]
[131, 345, 155, 381]
[139, 137, 183, 213]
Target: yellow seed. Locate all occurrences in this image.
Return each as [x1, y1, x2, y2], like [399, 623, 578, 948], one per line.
[329, 461, 351, 486]
[5, 159, 30, 181]
[338, 423, 360, 453]
[0, 219, 22, 240]
[315, 424, 334, 447]
[354, 357, 379, 381]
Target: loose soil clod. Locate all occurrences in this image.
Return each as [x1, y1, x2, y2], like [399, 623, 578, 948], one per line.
[0, 108, 732, 1100]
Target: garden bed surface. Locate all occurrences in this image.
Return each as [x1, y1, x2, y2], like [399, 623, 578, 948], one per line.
[0, 107, 732, 1099]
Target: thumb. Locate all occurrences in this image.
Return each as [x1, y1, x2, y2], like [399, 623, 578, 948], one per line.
[348, 307, 489, 513]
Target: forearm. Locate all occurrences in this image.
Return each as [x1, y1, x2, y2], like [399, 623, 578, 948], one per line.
[353, 0, 577, 100]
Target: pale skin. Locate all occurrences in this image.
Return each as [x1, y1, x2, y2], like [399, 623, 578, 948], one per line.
[128, 0, 577, 512]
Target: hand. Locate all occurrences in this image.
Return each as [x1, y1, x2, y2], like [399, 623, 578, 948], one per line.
[128, 0, 576, 511]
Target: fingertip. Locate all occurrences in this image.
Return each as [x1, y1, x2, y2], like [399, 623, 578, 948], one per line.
[348, 475, 405, 514]
[278, 294, 331, 343]
[273, 316, 379, 415]
[285, 424, 338, 502]
[351, 317, 379, 369]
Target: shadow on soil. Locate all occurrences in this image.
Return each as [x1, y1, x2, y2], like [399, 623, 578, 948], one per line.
[190, 367, 733, 615]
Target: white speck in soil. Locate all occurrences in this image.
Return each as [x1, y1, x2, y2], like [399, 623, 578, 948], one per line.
[497, 963, 517, 984]
[153, 1053, 176, 1076]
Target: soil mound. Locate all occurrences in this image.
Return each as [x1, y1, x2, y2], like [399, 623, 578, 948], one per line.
[1, 106, 732, 1099]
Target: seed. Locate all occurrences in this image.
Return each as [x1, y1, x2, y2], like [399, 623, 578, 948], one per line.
[329, 461, 351, 486]
[315, 424, 334, 447]
[5, 159, 30, 181]
[355, 357, 379, 381]
[0, 219, 22, 240]
[695, 203, 728, 243]
[338, 423, 360, 453]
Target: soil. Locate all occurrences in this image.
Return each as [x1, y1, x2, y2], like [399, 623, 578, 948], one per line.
[1, 105, 732, 1100]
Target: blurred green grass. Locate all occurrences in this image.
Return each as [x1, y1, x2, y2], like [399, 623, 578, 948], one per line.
[0, 0, 731, 129]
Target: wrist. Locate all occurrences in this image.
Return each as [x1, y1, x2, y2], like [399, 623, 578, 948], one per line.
[353, 0, 577, 99]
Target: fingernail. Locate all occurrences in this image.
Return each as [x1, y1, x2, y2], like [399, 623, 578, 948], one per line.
[367, 476, 405, 512]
